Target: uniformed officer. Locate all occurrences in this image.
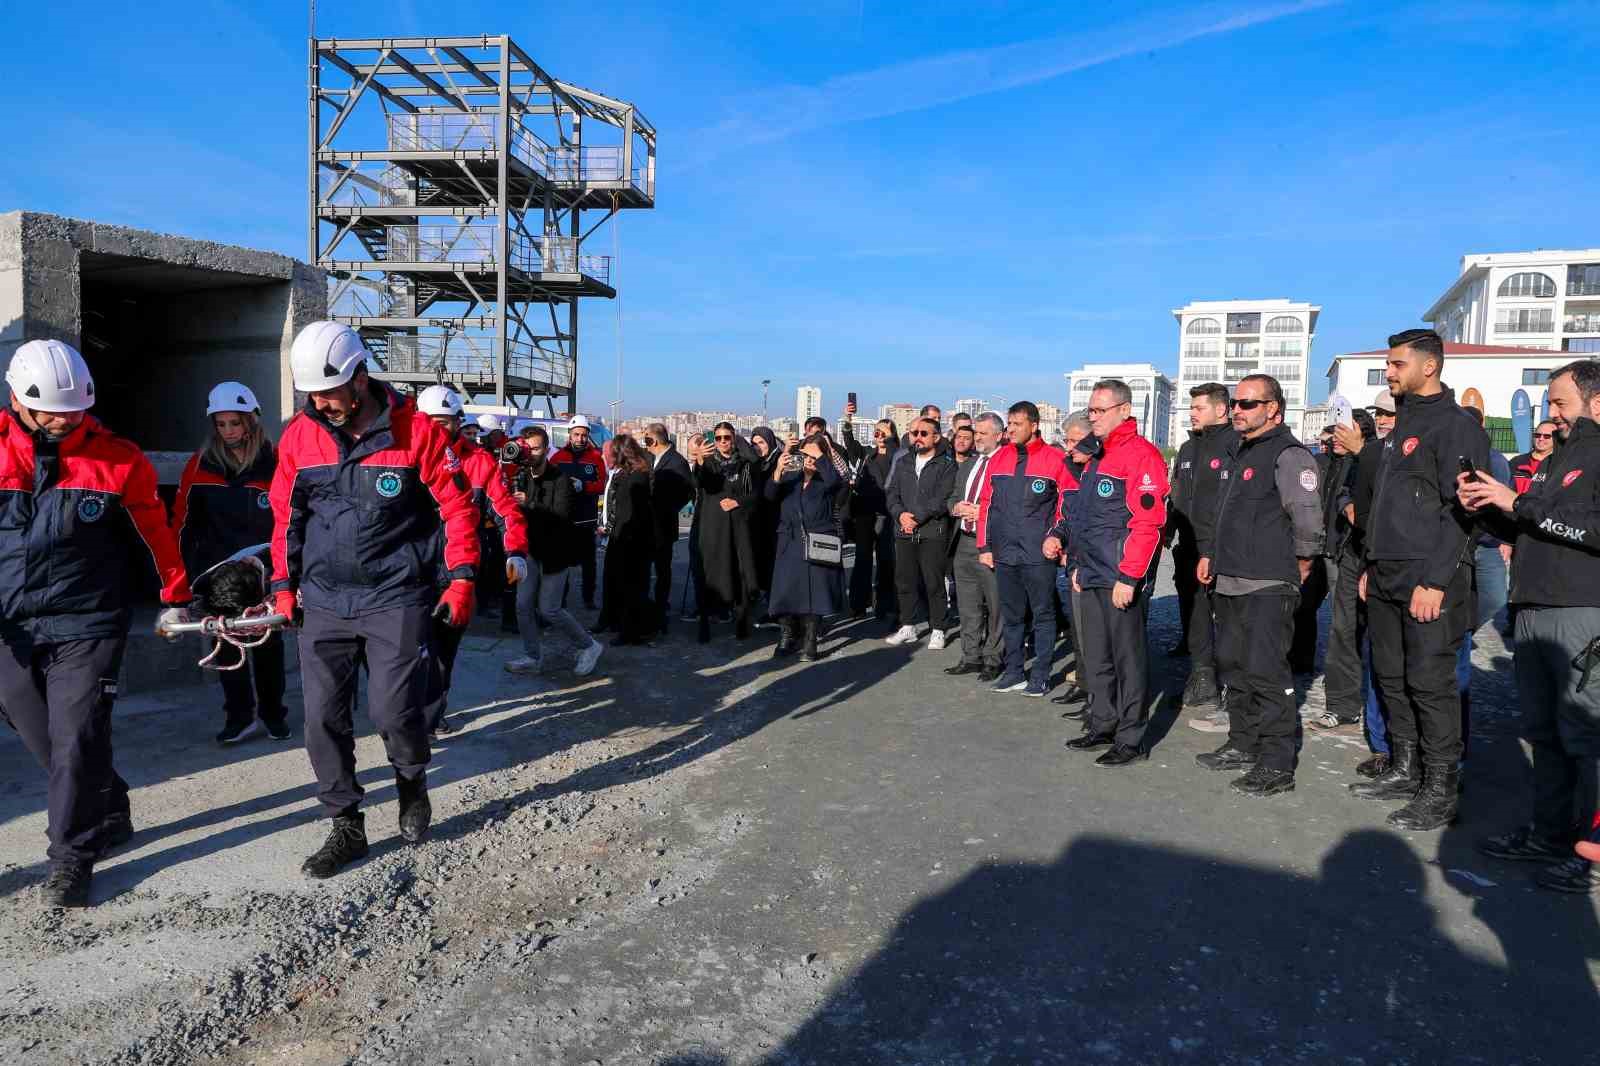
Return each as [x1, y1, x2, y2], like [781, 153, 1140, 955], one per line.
[1196, 375, 1324, 796]
[550, 416, 608, 610]
[0, 340, 192, 906]
[270, 323, 481, 879]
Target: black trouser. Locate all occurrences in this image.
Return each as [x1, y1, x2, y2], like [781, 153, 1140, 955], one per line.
[848, 515, 878, 615]
[477, 528, 506, 615]
[1367, 566, 1472, 766]
[0, 635, 129, 864]
[997, 561, 1056, 686]
[1173, 544, 1198, 648]
[894, 534, 948, 630]
[1214, 590, 1299, 771]
[1290, 557, 1329, 672]
[1078, 584, 1151, 748]
[650, 534, 676, 628]
[422, 613, 466, 733]
[1515, 606, 1600, 842]
[952, 533, 1003, 668]
[575, 524, 598, 606]
[299, 604, 432, 817]
[217, 631, 287, 724]
[1323, 549, 1366, 720]
[1174, 546, 1218, 676]
[608, 536, 655, 640]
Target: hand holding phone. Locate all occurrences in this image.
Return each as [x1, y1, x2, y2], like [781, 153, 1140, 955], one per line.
[1458, 456, 1479, 482]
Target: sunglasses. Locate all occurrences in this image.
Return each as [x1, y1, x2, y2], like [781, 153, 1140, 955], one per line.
[1533, 432, 1554, 440]
[910, 430, 933, 438]
[714, 434, 733, 442]
[1230, 399, 1268, 410]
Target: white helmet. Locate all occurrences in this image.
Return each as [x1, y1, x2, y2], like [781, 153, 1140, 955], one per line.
[416, 385, 464, 417]
[6, 340, 95, 413]
[567, 414, 590, 430]
[290, 321, 368, 392]
[476, 412, 506, 434]
[206, 381, 260, 416]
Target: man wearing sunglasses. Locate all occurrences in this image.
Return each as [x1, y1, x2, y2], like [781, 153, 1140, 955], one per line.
[1512, 420, 1558, 495]
[1195, 376, 1324, 797]
[884, 418, 957, 648]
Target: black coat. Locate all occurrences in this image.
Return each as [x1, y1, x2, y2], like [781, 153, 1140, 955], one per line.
[607, 468, 655, 548]
[649, 446, 693, 545]
[692, 454, 760, 609]
[765, 459, 845, 616]
[515, 463, 578, 573]
[885, 448, 958, 541]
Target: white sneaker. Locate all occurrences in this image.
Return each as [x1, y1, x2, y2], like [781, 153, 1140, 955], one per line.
[574, 640, 604, 677]
[885, 625, 920, 646]
[928, 629, 947, 651]
[504, 655, 542, 675]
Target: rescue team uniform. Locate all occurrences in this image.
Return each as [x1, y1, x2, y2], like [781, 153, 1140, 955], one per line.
[173, 443, 285, 730]
[1166, 422, 1239, 697]
[976, 435, 1074, 691]
[0, 410, 191, 864]
[550, 440, 607, 607]
[270, 382, 480, 819]
[423, 434, 528, 732]
[1066, 418, 1169, 752]
[1510, 450, 1544, 495]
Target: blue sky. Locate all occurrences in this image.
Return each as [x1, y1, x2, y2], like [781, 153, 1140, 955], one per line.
[2, 1, 1597, 420]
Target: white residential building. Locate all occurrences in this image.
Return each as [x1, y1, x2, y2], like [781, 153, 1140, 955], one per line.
[1423, 248, 1600, 356]
[1065, 362, 1175, 447]
[954, 397, 986, 420]
[1325, 342, 1571, 423]
[1172, 298, 1319, 447]
[796, 385, 822, 425]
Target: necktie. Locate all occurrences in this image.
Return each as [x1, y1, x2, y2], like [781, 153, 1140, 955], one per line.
[963, 454, 989, 533]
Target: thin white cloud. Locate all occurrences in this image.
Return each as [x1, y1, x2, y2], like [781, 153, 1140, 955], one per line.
[696, 0, 1342, 149]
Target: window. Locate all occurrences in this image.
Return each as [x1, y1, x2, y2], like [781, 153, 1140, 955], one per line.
[1495, 308, 1554, 333]
[1264, 315, 1303, 333]
[1569, 264, 1600, 297]
[1498, 272, 1556, 298]
[1523, 368, 1552, 385]
[1183, 340, 1221, 361]
[1226, 313, 1261, 334]
[1567, 338, 1600, 354]
[1263, 341, 1302, 360]
[1226, 342, 1259, 361]
[1566, 313, 1600, 334]
[1183, 364, 1219, 382]
[1186, 317, 1221, 335]
[1264, 362, 1302, 382]
[1367, 368, 1385, 385]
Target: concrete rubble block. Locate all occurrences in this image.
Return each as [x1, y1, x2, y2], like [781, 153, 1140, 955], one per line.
[20, 211, 92, 249]
[21, 238, 79, 275]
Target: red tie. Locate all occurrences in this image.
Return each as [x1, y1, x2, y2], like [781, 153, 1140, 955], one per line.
[963, 454, 989, 533]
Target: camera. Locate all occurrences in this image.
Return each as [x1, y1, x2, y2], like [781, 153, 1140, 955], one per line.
[500, 439, 528, 463]
[785, 452, 805, 472]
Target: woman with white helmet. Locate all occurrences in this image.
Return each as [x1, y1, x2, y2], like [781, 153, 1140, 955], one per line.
[171, 382, 288, 745]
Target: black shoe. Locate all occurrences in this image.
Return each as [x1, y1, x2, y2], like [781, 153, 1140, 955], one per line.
[429, 714, 456, 739]
[1058, 704, 1087, 721]
[774, 617, 799, 657]
[1181, 671, 1219, 711]
[798, 616, 821, 662]
[1195, 743, 1257, 772]
[944, 661, 983, 676]
[1534, 856, 1599, 894]
[261, 714, 292, 742]
[976, 666, 1002, 683]
[1479, 825, 1571, 863]
[397, 778, 432, 845]
[1065, 732, 1115, 751]
[1348, 739, 1419, 801]
[1095, 744, 1147, 767]
[301, 814, 369, 879]
[1231, 767, 1295, 796]
[1355, 752, 1391, 779]
[216, 713, 263, 745]
[1051, 684, 1087, 705]
[96, 812, 134, 858]
[1387, 763, 1459, 831]
[40, 861, 92, 908]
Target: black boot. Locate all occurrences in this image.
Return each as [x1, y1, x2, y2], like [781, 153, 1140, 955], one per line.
[1387, 762, 1460, 831]
[301, 812, 369, 879]
[1348, 739, 1419, 801]
[40, 861, 93, 908]
[774, 616, 799, 657]
[798, 615, 820, 661]
[397, 775, 432, 844]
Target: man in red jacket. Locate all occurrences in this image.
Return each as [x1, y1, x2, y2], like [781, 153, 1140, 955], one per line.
[271, 323, 481, 879]
[550, 415, 607, 610]
[1062, 379, 1169, 767]
[0, 340, 193, 906]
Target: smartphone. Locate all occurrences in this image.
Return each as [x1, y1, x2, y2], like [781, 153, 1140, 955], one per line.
[1458, 456, 1479, 480]
[847, 391, 857, 408]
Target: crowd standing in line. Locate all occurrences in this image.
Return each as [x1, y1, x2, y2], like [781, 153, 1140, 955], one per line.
[7, 322, 1600, 908]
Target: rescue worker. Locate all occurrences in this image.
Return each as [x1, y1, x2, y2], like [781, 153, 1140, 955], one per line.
[270, 322, 481, 879]
[1350, 329, 1489, 831]
[0, 340, 192, 907]
[471, 413, 514, 629]
[415, 386, 528, 736]
[550, 415, 607, 610]
[1060, 379, 1169, 767]
[172, 381, 288, 744]
[1195, 375, 1324, 797]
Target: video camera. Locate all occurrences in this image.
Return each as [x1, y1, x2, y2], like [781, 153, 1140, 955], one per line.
[499, 438, 532, 464]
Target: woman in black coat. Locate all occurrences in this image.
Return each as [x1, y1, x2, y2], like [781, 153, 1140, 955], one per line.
[602, 435, 657, 646]
[746, 426, 782, 615]
[765, 434, 845, 661]
[686, 423, 760, 642]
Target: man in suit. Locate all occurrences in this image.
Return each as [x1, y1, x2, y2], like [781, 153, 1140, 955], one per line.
[644, 423, 694, 634]
[946, 412, 1005, 680]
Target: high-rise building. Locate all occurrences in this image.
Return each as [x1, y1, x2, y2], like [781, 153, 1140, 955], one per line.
[1171, 298, 1319, 447]
[796, 385, 822, 425]
[1424, 248, 1600, 355]
[1035, 401, 1064, 444]
[878, 403, 917, 436]
[1065, 362, 1175, 447]
[955, 398, 986, 420]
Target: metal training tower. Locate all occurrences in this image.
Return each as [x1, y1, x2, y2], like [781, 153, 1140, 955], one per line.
[309, 35, 655, 412]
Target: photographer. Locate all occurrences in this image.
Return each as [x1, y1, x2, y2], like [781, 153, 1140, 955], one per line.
[504, 426, 604, 677]
[766, 432, 846, 661]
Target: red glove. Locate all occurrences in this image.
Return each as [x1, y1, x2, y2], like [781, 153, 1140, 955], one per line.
[434, 579, 475, 628]
[273, 589, 302, 627]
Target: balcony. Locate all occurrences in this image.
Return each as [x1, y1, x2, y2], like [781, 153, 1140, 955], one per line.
[379, 334, 576, 391]
[1495, 316, 1554, 335]
[1567, 314, 1600, 334]
[386, 114, 649, 196]
[384, 225, 612, 284]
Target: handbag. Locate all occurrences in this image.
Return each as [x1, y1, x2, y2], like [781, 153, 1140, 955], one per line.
[804, 531, 851, 568]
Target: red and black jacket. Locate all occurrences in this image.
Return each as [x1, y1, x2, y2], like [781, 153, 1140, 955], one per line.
[1066, 419, 1169, 590]
[270, 382, 480, 618]
[976, 436, 1074, 566]
[550, 442, 607, 524]
[0, 410, 190, 642]
[172, 443, 277, 580]
[459, 439, 528, 556]
[1511, 451, 1543, 495]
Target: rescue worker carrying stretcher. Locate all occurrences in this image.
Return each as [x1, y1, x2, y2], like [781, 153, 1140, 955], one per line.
[0, 340, 193, 907]
[270, 322, 481, 879]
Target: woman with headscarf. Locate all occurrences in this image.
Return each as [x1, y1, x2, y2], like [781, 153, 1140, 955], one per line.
[601, 433, 656, 645]
[766, 432, 846, 660]
[596, 436, 624, 633]
[747, 426, 782, 612]
[850, 417, 901, 622]
[686, 421, 759, 643]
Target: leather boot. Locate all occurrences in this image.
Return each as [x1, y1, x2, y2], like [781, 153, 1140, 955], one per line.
[798, 615, 820, 661]
[1348, 739, 1419, 801]
[1387, 762, 1460, 831]
[397, 775, 432, 844]
[774, 616, 799, 657]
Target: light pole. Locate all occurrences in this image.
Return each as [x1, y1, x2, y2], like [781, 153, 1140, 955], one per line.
[761, 379, 771, 424]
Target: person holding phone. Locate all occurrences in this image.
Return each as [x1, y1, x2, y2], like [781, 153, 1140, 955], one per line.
[766, 433, 845, 660]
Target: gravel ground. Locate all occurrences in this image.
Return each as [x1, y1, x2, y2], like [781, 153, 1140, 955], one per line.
[0, 553, 1592, 1065]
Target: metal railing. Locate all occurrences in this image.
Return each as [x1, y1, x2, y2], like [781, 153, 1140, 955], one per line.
[1568, 279, 1600, 297]
[1566, 314, 1600, 334]
[380, 334, 576, 390]
[382, 225, 611, 283]
[387, 115, 647, 194]
[319, 164, 414, 208]
[1495, 317, 1554, 334]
